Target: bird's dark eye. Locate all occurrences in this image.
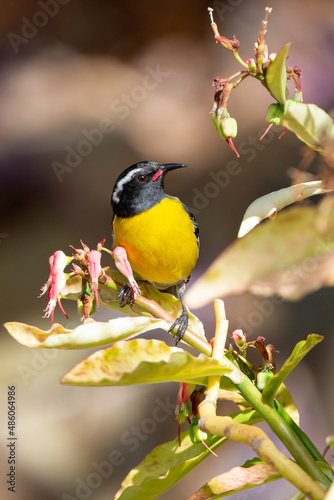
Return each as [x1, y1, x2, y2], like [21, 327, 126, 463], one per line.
[137, 175, 147, 183]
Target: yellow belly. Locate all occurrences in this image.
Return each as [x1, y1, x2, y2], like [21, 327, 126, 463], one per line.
[113, 198, 198, 285]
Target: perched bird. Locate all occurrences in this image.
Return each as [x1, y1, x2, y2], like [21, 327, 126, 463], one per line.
[111, 160, 199, 343]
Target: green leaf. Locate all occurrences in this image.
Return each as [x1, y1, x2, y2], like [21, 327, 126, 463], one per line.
[60, 339, 237, 386]
[114, 410, 262, 500]
[262, 334, 323, 405]
[238, 181, 329, 238]
[188, 458, 280, 499]
[275, 383, 299, 425]
[186, 203, 334, 307]
[4, 317, 170, 349]
[266, 43, 290, 104]
[283, 101, 334, 155]
[275, 384, 299, 425]
[315, 461, 334, 482]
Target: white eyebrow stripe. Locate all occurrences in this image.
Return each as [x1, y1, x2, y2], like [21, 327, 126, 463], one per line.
[112, 167, 144, 204]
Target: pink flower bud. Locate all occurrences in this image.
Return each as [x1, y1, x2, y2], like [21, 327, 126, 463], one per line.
[40, 250, 72, 325]
[87, 250, 102, 308]
[72, 263, 83, 274]
[232, 329, 246, 347]
[247, 58, 257, 72]
[97, 236, 106, 251]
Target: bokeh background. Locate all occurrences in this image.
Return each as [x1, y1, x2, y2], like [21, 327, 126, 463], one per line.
[1, 1, 334, 499]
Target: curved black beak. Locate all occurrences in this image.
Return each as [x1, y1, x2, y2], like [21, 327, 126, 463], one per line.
[152, 163, 190, 182]
[162, 163, 190, 173]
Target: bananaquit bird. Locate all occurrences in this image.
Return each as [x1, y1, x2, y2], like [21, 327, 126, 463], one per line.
[111, 160, 199, 344]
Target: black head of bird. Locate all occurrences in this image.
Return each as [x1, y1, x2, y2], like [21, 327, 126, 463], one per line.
[111, 161, 189, 218]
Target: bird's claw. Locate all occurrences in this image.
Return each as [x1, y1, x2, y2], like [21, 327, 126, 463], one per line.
[117, 284, 134, 307]
[169, 310, 189, 345]
[117, 281, 142, 307]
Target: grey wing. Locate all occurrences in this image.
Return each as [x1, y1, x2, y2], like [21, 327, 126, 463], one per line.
[181, 202, 200, 251]
[111, 213, 117, 251]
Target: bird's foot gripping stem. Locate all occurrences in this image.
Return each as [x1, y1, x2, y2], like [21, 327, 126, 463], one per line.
[169, 284, 189, 345]
[113, 246, 142, 306]
[168, 310, 189, 345]
[116, 283, 135, 307]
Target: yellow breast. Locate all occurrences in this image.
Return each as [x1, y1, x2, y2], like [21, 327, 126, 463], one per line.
[113, 198, 198, 286]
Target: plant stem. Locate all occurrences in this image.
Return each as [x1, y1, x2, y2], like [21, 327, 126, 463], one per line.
[274, 400, 329, 466]
[227, 70, 247, 83]
[233, 52, 249, 68]
[199, 402, 327, 500]
[232, 72, 251, 88]
[232, 369, 330, 487]
[206, 301, 330, 487]
[97, 269, 213, 356]
[136, 295, 213, 356]
[199, 301, 329, 499]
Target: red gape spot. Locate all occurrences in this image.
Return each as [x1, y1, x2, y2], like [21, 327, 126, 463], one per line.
[152, 169, 163, 181]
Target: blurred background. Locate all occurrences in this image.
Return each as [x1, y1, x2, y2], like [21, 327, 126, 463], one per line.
[1, 0, 334, 499]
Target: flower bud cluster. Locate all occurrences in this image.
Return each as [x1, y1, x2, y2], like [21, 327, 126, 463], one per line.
[230, 332, 277, 392]
[208, 7, 304, 152]
[39, 237, 106, 325]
